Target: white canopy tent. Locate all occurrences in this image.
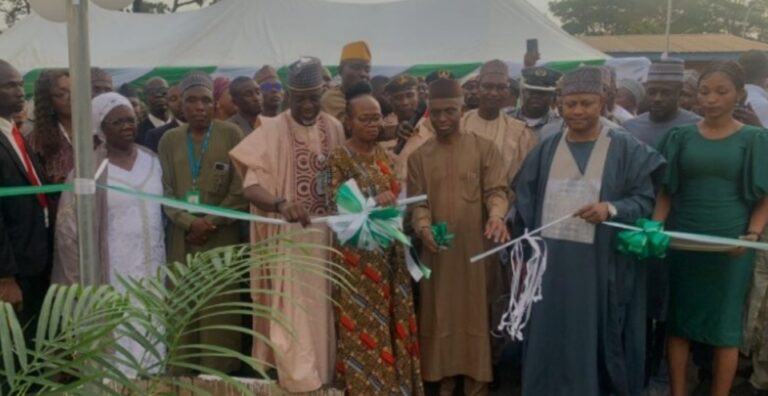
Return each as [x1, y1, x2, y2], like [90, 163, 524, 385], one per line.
[0, 0, 649, 84]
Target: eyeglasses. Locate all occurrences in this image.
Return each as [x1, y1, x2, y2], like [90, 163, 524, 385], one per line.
[260, 82, 283, 93]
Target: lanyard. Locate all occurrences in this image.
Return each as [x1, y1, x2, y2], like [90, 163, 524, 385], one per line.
[186, 124, 213, 191]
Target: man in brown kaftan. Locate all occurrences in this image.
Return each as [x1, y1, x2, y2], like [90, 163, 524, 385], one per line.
[407, 78, 510, 396]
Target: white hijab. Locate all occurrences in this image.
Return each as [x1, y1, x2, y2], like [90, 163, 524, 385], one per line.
[91, 92, 134, 139]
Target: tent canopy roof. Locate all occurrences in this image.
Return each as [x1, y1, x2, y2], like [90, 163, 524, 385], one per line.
[0, 0, 605, 70]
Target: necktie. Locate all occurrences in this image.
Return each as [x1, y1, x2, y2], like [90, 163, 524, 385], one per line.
[11, 126, 48, 209]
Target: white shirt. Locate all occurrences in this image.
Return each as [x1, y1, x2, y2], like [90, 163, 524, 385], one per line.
[0, 117, 42, 182]
[0, 117, 26, 167]
[746, 84, 768, 127]
[523, 116, 544, 128]
[148, 113, 170, 128]
[0, 117, 47, 225]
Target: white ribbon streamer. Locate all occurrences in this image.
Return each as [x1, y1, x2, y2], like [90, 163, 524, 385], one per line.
[470, 214, 573, 263]
[497, 231, 548, 341]
[405, 247, 424, 282]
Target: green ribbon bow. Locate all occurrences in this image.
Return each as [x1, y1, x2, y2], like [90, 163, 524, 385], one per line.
[431, 222, 455, 249]
[327, 180, 411, 251]
[617, 218, 670, 259]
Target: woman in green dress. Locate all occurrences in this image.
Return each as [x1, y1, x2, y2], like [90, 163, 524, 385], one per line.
[654, 61, 768, 396]
[325, 85, 423, 396]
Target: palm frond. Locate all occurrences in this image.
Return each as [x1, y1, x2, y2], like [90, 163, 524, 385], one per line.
[1, 231, 345, 395]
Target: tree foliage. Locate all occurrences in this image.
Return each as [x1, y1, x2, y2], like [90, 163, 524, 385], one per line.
[0, 0, 30, 30]
[549, 0, 768, 41]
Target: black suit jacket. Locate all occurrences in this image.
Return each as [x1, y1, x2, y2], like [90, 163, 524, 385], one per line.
[0, 132, 50, 278]
[144, 119, 180, 153]
[136, 118, 156, 148]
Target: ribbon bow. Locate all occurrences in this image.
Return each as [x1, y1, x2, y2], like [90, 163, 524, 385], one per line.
[431, 222, 455, 249]
[326, 179, 411, 251]
[617, 219, 670, 259]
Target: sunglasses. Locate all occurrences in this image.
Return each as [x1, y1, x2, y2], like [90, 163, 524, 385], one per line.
[260, 82, 283, 93]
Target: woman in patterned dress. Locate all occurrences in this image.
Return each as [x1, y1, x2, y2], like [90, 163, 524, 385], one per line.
[326, 86, 423, 396]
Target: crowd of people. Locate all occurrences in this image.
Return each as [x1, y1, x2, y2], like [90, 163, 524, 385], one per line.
[0, 39, 767, 396]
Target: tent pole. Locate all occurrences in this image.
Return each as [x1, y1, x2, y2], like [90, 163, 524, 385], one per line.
[663, 0, 672, 60]
[67, 0, 99, 287]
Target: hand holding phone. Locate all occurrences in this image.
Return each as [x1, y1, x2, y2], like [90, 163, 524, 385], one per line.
[524, 38, 540, 68]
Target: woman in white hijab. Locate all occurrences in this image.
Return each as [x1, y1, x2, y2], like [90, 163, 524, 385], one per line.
[52, 92, 166, 377]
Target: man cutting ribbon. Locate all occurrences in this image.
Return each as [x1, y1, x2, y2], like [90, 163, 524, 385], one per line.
[511, 66, 665, 396]
[229, 56, 346, 393]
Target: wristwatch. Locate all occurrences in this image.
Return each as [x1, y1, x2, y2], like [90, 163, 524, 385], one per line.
[607, 203, 618, 219]
[273, 198, 287, 213]
[747, 230, 763, 241]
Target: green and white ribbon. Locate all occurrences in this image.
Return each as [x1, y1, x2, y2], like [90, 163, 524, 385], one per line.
[0, 183, 73, 197]
[405, 246, 432, 282]
[615, 219, 670, 259]
[605, 220, 768, 252]
[0, 180, 427, 253]
[326, 179, 411, 251]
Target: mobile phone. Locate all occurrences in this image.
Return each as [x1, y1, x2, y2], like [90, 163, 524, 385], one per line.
[527, 38, 539, 53]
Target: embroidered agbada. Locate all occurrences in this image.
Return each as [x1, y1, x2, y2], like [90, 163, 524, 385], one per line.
[229, 110, 345, 393]
[461, 109, 537, 185]
[512, 124, 665, 396]
[326, 145, 423, 396]
[540, 126, 610, 244]
[408, 133, 508, 383]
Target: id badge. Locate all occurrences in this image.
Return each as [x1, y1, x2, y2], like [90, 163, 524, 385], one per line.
[185, 190, 201, 205]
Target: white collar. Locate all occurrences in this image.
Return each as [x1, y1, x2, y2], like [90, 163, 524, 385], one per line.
[0, 117, 13, 136]
[148, 113, 169, 128]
